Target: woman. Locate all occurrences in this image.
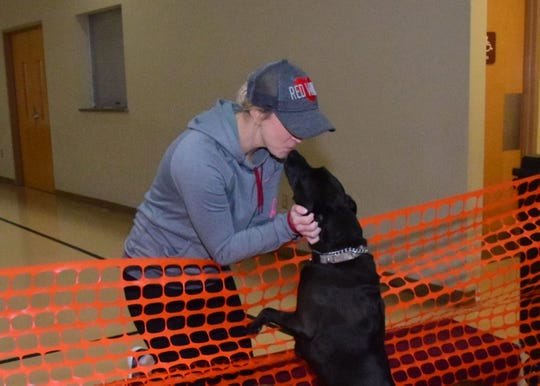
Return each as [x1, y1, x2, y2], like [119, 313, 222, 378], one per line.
[123, 59, 335, 377]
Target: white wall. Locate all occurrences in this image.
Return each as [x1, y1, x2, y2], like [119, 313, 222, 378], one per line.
[0, 0, 475, 218]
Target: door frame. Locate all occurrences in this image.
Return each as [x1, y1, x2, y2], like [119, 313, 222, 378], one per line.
[522, 0, 540, 156]
[3, 25, 29, 185]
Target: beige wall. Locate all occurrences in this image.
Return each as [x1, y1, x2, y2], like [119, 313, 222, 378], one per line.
[1, 0, 477, 217]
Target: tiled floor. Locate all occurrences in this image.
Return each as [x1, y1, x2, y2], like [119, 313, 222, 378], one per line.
[0, 181, 141, 384]
[0, 180, 135, 268]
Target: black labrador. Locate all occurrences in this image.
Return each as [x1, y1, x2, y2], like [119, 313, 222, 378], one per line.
[247, 150, 395, 386]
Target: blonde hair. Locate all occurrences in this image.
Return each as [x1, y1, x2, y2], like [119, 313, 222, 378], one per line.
[236, 82, 248, 107]
[236, 81, 271, 118]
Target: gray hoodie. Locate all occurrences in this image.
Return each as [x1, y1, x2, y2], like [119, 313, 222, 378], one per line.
[124, 100, 297, 266]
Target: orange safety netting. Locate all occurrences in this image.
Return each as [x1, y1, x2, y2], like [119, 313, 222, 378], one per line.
[0, 175, 539, 386]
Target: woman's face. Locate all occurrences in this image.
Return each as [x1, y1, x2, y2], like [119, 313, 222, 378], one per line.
[261, 113, 302, 159]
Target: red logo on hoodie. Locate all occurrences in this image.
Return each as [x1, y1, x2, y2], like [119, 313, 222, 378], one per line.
[289, 77, 317, 102]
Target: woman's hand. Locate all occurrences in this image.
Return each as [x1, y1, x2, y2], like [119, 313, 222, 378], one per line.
[288, 204, 321, 244]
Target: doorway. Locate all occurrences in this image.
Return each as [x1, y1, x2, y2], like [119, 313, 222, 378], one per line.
[4, 25, 55, 192]
[484, 0, 539, 187]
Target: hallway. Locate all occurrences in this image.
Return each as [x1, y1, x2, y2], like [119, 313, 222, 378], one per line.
[0, 180, 134, 268]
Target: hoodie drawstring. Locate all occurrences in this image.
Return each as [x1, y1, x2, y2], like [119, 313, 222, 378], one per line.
[254, 167, 263, 214]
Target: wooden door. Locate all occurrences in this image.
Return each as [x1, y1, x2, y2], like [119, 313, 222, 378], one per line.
[8, 26, 55, 192]
[484, 0, 538, 186]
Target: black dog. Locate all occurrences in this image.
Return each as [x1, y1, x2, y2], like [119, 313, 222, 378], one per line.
[247, 150, 394, 386]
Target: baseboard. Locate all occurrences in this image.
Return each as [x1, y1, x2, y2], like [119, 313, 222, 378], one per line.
[0, 178, 136, 215]
[0, 176, 15, 184]
[56, 190, 136, 215]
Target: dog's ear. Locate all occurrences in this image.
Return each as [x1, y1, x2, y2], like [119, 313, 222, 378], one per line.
[345, 194, 357, 214]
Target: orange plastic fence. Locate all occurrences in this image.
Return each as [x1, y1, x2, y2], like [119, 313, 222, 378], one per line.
[0, 175, 538, 386]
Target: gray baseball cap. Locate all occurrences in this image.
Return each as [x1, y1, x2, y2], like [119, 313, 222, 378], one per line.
[247, 59, 335, 139]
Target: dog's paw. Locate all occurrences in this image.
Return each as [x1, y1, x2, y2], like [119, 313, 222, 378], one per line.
[246, 321, 263, 335]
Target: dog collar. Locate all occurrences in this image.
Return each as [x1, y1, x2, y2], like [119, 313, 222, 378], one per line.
[313, 245, 369, 264]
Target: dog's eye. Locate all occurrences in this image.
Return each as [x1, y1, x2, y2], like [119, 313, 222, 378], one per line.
[345, 194, 357, 214]
[315, 213, 324, 223]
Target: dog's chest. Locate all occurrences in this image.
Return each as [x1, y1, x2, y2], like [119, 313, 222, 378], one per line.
[303, 255, 378, 285]
[298, 260, 381, 314]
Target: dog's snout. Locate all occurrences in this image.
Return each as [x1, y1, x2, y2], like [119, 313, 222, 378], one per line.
[285, 150, 310, 170]
[285, 150, 300, 166]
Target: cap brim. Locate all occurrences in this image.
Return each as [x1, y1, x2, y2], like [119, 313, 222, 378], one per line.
[275, 109, 335, 139]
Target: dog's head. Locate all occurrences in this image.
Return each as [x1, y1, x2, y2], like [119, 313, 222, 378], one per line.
[284, 150, 366, 252]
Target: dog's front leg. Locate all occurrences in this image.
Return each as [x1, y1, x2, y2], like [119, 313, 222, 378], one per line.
[247, 308, 310, 339]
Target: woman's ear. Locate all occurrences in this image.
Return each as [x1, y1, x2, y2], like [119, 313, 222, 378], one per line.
[249, 108, 263, 122]
[250, 108, 271, 124]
